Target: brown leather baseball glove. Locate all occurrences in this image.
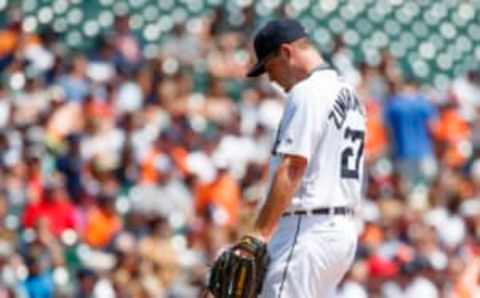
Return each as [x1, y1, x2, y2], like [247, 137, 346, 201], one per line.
[207, 235, 270, 298]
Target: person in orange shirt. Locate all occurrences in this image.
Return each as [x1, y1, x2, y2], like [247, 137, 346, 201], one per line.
[365, 98, 388, 163]
[451, 250, 480, 298]
[140, 132, 173, 185]
[0, 21, 20, 64]
[432, 101, 471, 168]
[195, 164, 241, 226]
[83, 193, 121, 249]
[141, 131, 190, 185]
[356, 79, 388, 164]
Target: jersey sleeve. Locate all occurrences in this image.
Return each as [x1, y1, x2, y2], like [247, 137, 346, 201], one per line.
[274, 88, 328, 162]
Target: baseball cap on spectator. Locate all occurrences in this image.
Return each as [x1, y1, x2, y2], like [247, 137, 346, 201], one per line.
[247, 19, 307, 77]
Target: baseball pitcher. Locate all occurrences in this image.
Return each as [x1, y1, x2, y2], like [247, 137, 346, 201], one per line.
[208, 18, 365, 298]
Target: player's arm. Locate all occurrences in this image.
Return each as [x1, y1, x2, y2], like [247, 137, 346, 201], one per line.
[253, 154, 307, 241]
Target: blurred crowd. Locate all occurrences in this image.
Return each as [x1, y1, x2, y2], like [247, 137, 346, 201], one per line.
[0, 7, 479, 298]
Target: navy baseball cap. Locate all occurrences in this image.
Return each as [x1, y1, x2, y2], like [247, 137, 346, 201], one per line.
[247, 19, 307, 77]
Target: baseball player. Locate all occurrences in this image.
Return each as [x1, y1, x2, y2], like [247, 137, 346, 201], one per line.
[247, 19, 366, 298]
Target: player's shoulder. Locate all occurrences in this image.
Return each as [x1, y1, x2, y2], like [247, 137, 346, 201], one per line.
[289, 70, 342, 106]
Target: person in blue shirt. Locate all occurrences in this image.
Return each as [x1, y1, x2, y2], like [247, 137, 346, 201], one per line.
[56, 55, 90, 102]
[22, 256, 54, 298]
[384, 77, 438, 192]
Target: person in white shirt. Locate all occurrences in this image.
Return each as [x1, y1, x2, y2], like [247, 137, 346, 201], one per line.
[246, 19, 366, 298]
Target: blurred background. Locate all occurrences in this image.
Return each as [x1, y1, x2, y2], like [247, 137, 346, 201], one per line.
[0, 0, 479, 297]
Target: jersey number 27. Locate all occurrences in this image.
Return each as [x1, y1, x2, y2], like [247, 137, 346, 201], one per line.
[341, 127, 364, 179]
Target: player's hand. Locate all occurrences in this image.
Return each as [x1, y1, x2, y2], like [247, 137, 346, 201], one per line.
[249, 231, 269, 243]
[233, 235, 268, 262]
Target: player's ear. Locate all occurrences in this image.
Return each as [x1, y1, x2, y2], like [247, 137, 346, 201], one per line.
[279, 43, 292, 60]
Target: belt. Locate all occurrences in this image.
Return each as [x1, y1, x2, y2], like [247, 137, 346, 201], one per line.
[282, 206, 353, 217]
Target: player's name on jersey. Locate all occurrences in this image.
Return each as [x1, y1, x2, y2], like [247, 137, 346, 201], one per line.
[328, 87, 364, 130]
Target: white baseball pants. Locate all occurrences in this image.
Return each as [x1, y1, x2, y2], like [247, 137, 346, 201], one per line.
[260, 214, 358, 298]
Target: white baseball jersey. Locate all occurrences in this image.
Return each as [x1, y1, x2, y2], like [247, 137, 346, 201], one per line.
[268, 67, 366, 212]
[260, 66, 365, 298]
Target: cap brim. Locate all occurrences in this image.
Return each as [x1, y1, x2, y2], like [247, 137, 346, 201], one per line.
[247, 60, 266, 77]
